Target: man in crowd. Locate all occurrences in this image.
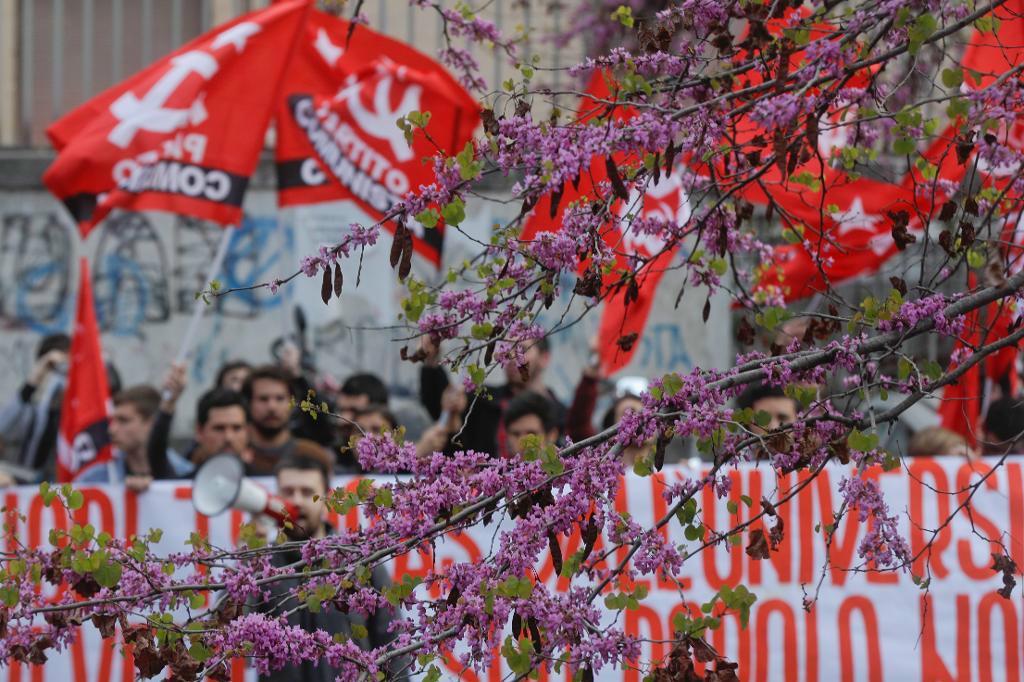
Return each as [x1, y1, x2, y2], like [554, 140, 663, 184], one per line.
[504, 391, 560, 457]
[79, 385, 194, 490]
[337, 374, 389, 419]
[191, 388, 252, 468]
[256, 455, 403, 681]
[982, 397, 1024, 455]
[215, 361, 252, 394]
[243, 365, 331, 475]
[0, 333, 70, 485]
[420, 338, 565, 457]
[148, 378, 251, 477]
[735, 383, 799, 434]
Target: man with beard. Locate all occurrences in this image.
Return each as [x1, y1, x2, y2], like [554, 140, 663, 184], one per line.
[255, 455, 403, 681]
[242, 365, 330, 475]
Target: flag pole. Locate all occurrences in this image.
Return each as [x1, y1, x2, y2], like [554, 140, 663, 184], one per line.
[165, 225, 236, 397]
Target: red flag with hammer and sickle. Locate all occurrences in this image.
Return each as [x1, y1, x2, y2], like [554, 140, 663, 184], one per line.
[275, 9, 479, 268]
[43, 1, 310, 236]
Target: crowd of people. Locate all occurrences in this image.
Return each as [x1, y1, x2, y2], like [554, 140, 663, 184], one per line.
[0, 330, 1022, 680]
[1, 331, 1023, 493]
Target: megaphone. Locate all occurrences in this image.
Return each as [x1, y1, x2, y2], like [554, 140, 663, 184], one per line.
[192, 454, 300, 528]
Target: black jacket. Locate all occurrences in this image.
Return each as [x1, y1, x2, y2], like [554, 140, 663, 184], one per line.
[255, 525, 405, 681]
[420, 365, 565, 457]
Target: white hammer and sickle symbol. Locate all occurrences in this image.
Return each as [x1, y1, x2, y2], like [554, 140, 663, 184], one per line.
[107, 22, 261, 148]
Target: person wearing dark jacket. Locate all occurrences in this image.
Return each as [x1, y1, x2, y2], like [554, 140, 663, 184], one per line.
[147, 364, 251, 479]
[255, 455, 405, 681]
[419, 337, 565, 457]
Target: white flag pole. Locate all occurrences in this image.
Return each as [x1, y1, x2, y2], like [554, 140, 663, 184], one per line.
[162, 225, 236, 400]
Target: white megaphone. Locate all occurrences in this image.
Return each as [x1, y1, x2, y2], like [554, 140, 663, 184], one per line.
[192, 454, 300, 528]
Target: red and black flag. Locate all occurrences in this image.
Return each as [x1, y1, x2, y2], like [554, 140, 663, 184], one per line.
[57, 260, 113, 483]
[275, 9, 479, 267]
[43, 1, 310, 235]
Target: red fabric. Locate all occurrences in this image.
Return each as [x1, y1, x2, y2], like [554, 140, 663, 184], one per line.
[520, 71, 692, 373]
[726, 9, 880, 211]
[598, 250, 675, 374]
[519, 70, 618, 243]
[936, 10, 1024, 440]
[727, 10, 951, 302]
[57, 260, 113, 482]
[596, 174, 692, 373]
[939, 298, 1020, 447]
[753, 176, 923, 301]
[43, 1, 310, 236]
[961, 0, 1024, 89]
[275, 9, 479, 268]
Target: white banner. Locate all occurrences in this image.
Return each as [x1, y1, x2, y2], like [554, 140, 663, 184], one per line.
[1, 458, 1021, 681]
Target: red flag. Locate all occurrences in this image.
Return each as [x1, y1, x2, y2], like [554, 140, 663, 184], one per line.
[57, 260, 113, 483]
[275, 10, 479, 267]
[519, 70, 620, 243]
[43, 1, 310, 236]
[727, 8, 877, 210]
[961, 0, 1024, 89]
[754, 176, 922, 301]
[938, 291, 1020, 447]
[519, 71, 694, 372]
[596, 174, 692, 374]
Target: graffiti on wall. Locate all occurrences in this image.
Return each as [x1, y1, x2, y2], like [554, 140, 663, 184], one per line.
[0, 212, 74, 333]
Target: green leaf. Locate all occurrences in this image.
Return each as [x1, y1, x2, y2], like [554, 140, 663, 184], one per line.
[424, 665, 443, 682]
[893, 137, 916, 155]
[351, 624, 369, 639]
[610, 5, 635, 27]
[93, 560, 122, 589]
[727, 500, 739, 515]
[407, 111, 432, 128]
[456, 141, 483, 180]
[662, 373, 683, 397]
[66, 490, 84, 511]
[467, 364, 486, 388]
[967, 248, 986, 269]
[189, 642, 213, 663]
[356, 478, 374, 501]
[540, 445, 565, 476]
[921, 359, 943, 381]
[632, 456, 653, 477]
[898, 357, 912, 381]
[471, 322, 494, 340]
[947, 97, 969, 118]
[374, 487, 394, 508]
[753, 410, 772, 428]
[441, 197, 466, 227]
[908, 12, 937, 54]
[847, 429, 879, 453]
[416, 208, 440, 229]
[0, 585, 18, 607]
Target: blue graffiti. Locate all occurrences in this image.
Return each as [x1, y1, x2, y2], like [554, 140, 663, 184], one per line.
[637, 323, 691, 371]
[219, 215, 293, 312]
[93, 252, 152, 336]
